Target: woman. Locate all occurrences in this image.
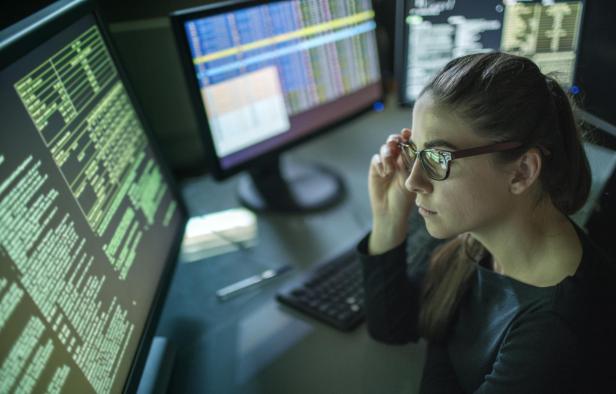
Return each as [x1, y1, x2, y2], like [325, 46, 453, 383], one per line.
[359, 52, 615, 393]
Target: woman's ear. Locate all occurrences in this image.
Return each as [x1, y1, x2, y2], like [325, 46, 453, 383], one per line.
[509, 148, 542, 194]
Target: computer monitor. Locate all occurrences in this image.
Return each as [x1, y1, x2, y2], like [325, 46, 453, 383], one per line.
[171, 0, 384, 212]
[0, 1, 187, 393]
[573, 0, 616, 133]
[395, 0, 584, 105]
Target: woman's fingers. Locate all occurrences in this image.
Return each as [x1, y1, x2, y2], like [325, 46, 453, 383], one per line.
[386, 134, 401, 144]
[401, 128, 411, 141]
[372, 129, 412, 178]
[379, 143, 395, 175]
[384, 129, 411, 145]
[371, 153, 385, 177]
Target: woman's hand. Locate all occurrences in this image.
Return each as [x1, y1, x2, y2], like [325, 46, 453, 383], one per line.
[368, 128, 416, 255]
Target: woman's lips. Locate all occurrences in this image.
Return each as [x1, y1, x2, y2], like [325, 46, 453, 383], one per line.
[417, 203, 436, 216]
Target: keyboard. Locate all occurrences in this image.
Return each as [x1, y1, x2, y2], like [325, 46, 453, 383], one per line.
[276, 246, 364, 331]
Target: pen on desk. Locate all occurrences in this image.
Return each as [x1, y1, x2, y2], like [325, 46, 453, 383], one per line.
[216, 265, 293, 301]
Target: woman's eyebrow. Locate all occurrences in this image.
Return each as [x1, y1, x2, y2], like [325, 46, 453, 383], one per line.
[424, 138, 459, 150]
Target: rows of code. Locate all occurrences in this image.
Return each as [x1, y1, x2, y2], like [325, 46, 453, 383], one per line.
[14, 28, 169, 279]
[0, 156, 134, 393]
[14, 26, 115, 136]
[501, 1, 582, 83]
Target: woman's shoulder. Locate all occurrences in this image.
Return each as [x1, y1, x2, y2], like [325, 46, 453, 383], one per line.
[551, 225, 616, 333]
[498, 225, 615, 335]
[568, 224, 615, 297]
[562, 226, 616, 387]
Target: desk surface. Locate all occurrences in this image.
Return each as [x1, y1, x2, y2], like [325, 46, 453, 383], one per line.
[154, 101, 428, 393]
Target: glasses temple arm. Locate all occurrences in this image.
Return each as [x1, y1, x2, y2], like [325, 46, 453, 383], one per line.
[449, 142, 523, 160]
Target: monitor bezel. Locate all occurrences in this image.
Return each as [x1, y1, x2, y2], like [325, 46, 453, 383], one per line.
[394, 0, 413, 107]
[170, 0, 384, 181]
[0, 1, 188, 393]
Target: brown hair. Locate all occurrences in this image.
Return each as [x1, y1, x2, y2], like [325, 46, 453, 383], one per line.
[416, 52, 592, 341]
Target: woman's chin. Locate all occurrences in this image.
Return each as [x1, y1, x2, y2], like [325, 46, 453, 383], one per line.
[424, 220, 455, 240]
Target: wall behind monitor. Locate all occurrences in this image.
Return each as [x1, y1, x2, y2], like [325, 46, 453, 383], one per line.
[108, 18, 208, 178]
[1, 0, 55, 29]
[96, 0, 218, 22]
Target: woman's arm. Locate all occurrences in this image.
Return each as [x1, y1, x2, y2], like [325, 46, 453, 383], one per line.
[360, 234, 422, 344]
[359, 206, 447, 344]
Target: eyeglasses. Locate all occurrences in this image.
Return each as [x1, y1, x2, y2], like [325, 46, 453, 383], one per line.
[397, 140, 523, 181]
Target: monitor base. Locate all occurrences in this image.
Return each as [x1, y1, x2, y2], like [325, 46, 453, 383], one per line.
[237, 157, 345, 213]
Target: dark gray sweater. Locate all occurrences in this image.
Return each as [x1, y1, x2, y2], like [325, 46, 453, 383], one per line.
[359, 221, 615, 393]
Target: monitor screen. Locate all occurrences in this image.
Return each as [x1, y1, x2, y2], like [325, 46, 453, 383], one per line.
[171, 0, 383, 212]
[396, 0, 583, 105]
[0, 1, 186, 393]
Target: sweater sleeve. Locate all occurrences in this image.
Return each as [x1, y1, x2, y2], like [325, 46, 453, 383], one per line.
[474, 312, 581, 394]
[357, 232, 424, 344]
[419, 342, 466, 394]
[358, 209, 446, 344]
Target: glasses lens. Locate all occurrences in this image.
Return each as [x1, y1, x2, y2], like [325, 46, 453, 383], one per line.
[421, 150, 448, 180]
[400, 143, 416, 171]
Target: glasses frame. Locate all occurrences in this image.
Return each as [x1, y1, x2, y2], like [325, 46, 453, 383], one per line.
[397, 140, 523, 181]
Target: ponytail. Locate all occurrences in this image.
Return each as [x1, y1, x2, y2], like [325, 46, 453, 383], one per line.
[418, 234, 482, 341]
[541, 77, 591, 215]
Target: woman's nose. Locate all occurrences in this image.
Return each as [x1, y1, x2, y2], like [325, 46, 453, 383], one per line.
[405, 158, 432, 194]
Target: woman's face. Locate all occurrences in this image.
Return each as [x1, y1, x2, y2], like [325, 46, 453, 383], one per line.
[407, 93, 516, 239]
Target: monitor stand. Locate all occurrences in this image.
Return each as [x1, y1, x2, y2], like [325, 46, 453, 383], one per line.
[136, 336, 175, 394]
[237, 156, 345, 213]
